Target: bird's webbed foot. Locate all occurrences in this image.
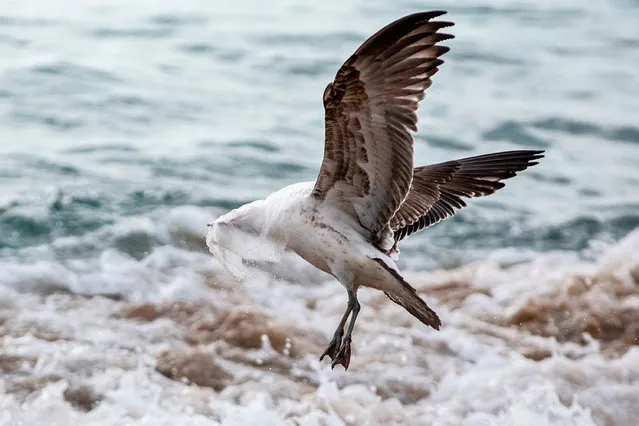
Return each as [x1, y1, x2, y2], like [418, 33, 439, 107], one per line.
[331, 337, 352, 370]
[320, 288, 359, 370]
[320, 329, 343, 362]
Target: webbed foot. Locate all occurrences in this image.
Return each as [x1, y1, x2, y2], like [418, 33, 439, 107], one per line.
[331, 338, 352, 370]
[320, 330, 343, 362]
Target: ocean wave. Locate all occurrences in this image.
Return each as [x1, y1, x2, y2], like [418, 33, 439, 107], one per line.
[1, 224, 638, 424]
[3, 195, 639, 270]
[2, 0, 639, 422]
[531, 117, 639, 145]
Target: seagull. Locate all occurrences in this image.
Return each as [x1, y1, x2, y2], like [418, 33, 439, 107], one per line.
[206, 11, 543, 370]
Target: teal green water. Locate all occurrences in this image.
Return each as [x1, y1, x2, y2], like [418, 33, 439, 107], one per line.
[1, 0, 639, 271]
[1, 3, 639, 424]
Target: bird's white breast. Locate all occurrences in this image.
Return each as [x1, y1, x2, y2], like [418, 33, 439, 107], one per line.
[264, 183, 381, 276]
[208, 181, 386, 280]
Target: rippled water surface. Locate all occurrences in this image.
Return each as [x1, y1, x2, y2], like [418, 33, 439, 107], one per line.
[1, 0, 639, 425]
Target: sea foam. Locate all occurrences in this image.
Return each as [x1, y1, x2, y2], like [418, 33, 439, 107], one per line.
[1, 206, 638, 425]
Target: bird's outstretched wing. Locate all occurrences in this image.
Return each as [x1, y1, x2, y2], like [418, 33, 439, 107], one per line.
[311, 11, 454, 241]
[391, 150, 545, 241]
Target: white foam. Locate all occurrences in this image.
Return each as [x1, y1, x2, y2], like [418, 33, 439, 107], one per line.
[2, 210, 639, 425]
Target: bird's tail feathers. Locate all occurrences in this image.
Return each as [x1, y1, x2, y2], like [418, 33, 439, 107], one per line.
[372, 258, 441, 330]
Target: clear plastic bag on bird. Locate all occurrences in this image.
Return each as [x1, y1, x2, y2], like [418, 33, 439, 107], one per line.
[207, 241, 249, 281]
[206, 220, 286, 281]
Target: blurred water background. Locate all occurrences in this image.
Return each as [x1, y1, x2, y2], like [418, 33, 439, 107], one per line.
[1, 1, 639, 425]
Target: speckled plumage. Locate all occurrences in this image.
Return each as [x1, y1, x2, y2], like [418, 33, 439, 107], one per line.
[207, 11, 543, 370]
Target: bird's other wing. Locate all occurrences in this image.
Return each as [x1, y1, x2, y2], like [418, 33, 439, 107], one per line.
[311, 11, 454, 242]
[391, 150, 544, 242]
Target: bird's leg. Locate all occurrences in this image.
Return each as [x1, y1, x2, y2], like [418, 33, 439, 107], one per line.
[331, 291, 360, 370]
[320, 294, 353, 362]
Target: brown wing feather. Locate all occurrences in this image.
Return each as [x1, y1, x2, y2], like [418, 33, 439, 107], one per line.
[312, 11, 454, 241]
[392, 150, 545, 241]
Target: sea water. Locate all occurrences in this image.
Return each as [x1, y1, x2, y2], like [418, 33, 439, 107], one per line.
[1, 0, 639, 424]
